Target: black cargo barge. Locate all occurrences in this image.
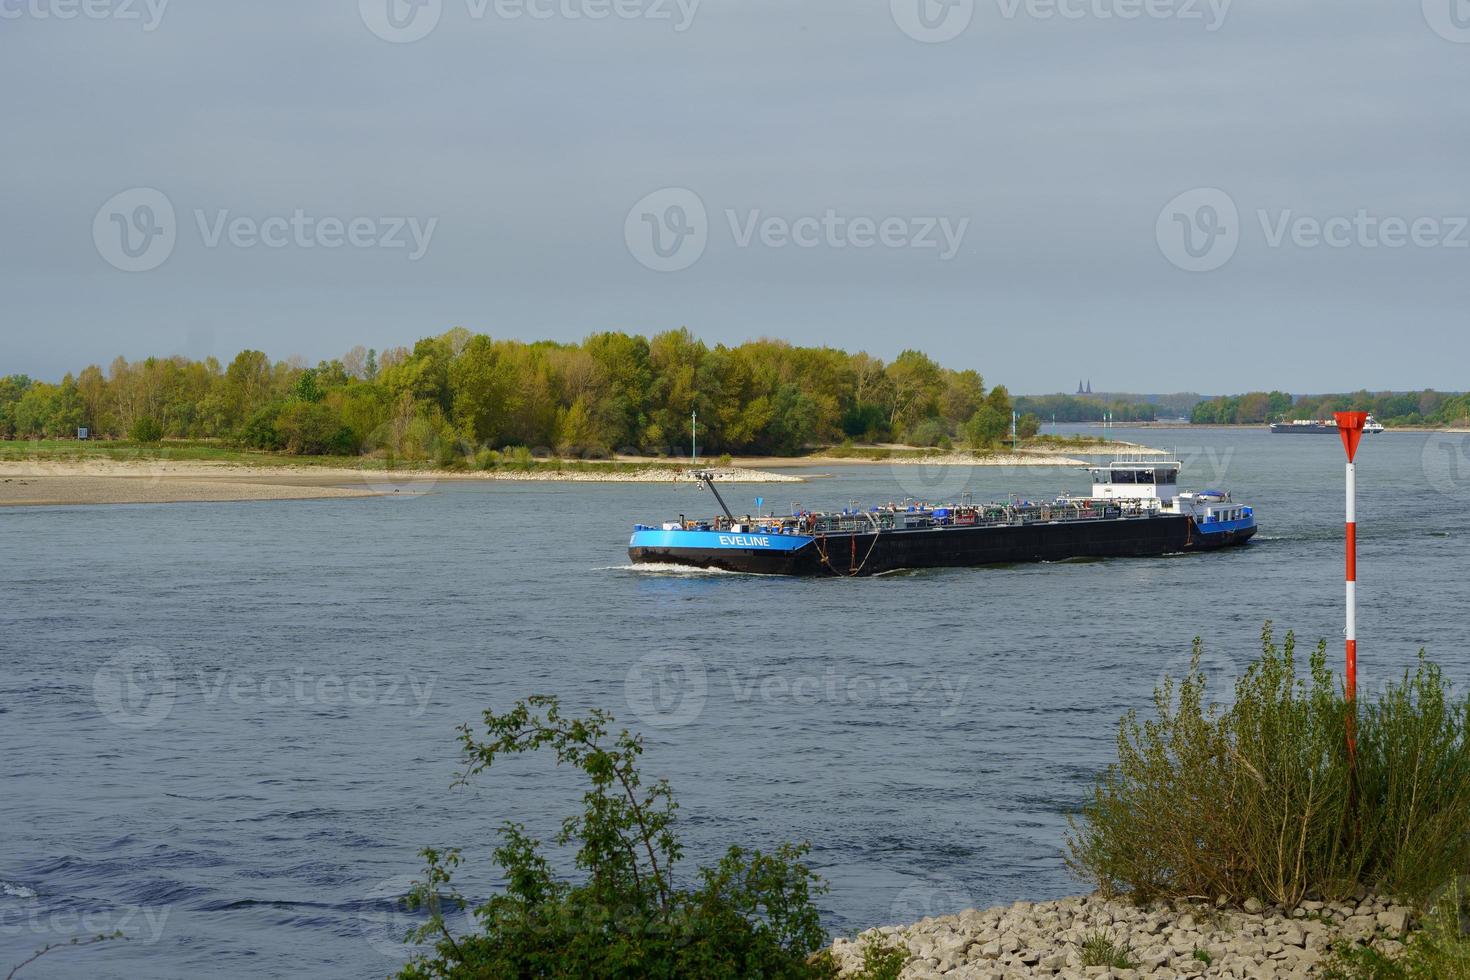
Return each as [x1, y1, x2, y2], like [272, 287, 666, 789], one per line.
[628, 462, 1258, 577]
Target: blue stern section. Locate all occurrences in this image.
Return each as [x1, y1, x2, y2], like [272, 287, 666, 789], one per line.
[629, 528, 815, 552]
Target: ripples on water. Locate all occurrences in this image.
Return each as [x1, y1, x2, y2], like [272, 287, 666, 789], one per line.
[3, 427, 1468, 978]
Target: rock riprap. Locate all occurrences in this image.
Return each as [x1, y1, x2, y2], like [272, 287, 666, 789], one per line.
[827, 892, 1416, 978]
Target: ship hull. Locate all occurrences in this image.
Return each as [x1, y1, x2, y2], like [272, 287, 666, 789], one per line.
[1271, 424, 1384, 434]
[629, 516, 1256, 577]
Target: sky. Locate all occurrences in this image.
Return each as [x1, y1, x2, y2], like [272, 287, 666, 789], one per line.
[1, 0, 1466, 394]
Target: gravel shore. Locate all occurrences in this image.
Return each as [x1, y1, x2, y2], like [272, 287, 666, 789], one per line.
[829, 892, 1417, 979]
[0, 461, 801, 506]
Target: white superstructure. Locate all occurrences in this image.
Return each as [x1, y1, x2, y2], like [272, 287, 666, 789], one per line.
[1087, 455, 1253, 528]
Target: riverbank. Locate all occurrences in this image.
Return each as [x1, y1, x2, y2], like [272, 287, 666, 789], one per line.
[0, 440, 1150, 506]
[0, 460, 806, 506]
[829, 891, 1417, 978]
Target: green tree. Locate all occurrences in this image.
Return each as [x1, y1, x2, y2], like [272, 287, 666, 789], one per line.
[398, 697, 836, 980]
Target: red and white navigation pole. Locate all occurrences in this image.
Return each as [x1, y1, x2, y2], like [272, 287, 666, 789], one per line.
[1336, 411, 1369, 760]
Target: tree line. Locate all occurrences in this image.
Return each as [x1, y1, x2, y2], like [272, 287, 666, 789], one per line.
[1191, 389, 1470, 426]
[0, 328, 1024, 457]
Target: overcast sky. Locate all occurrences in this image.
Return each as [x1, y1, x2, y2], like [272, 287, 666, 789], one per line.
[2, 0, 1466, 394]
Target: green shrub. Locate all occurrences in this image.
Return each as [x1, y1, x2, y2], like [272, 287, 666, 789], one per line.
[275, 402, 356, 455]
[397, 697, 837, 979]
[500, 445, 535, 470]
[1068, 623, 1470, 908]
[1079, 930, 1137, 969]
[854, 934, 908, 979]
[904, 418, 948, 448]
[236, 404, 284, 451]
[128, 417, 163, 443]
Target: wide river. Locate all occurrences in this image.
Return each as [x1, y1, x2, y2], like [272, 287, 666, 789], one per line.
[4, 426, 1469, 978]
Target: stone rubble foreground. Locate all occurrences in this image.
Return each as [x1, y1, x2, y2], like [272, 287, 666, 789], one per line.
[829, 892, 1416, 979]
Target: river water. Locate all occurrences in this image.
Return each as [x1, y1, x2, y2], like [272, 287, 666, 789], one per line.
[3, 426, 1469, 978]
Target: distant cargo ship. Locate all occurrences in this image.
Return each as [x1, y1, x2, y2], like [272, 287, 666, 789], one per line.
[628, 458, 1257, 576]
[1270, 415, 1385, 435]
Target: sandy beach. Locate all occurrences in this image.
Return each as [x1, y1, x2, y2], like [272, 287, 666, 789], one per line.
[0, 445, 1129, 508]
[0, 460, 804, 507]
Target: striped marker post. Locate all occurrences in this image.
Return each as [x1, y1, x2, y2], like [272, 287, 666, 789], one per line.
[1335, 411, 1369, 761]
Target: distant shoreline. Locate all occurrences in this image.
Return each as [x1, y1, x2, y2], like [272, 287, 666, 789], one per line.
[0, 441, 1156, 507]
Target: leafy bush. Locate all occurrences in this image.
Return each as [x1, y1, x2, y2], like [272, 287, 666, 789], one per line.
[397, 697, 839, 979]
[128, 417, 163, 443]
[275, 402, 356, 455]
[236, 404, 284, 451]
[1068, 623, 1470, 908]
